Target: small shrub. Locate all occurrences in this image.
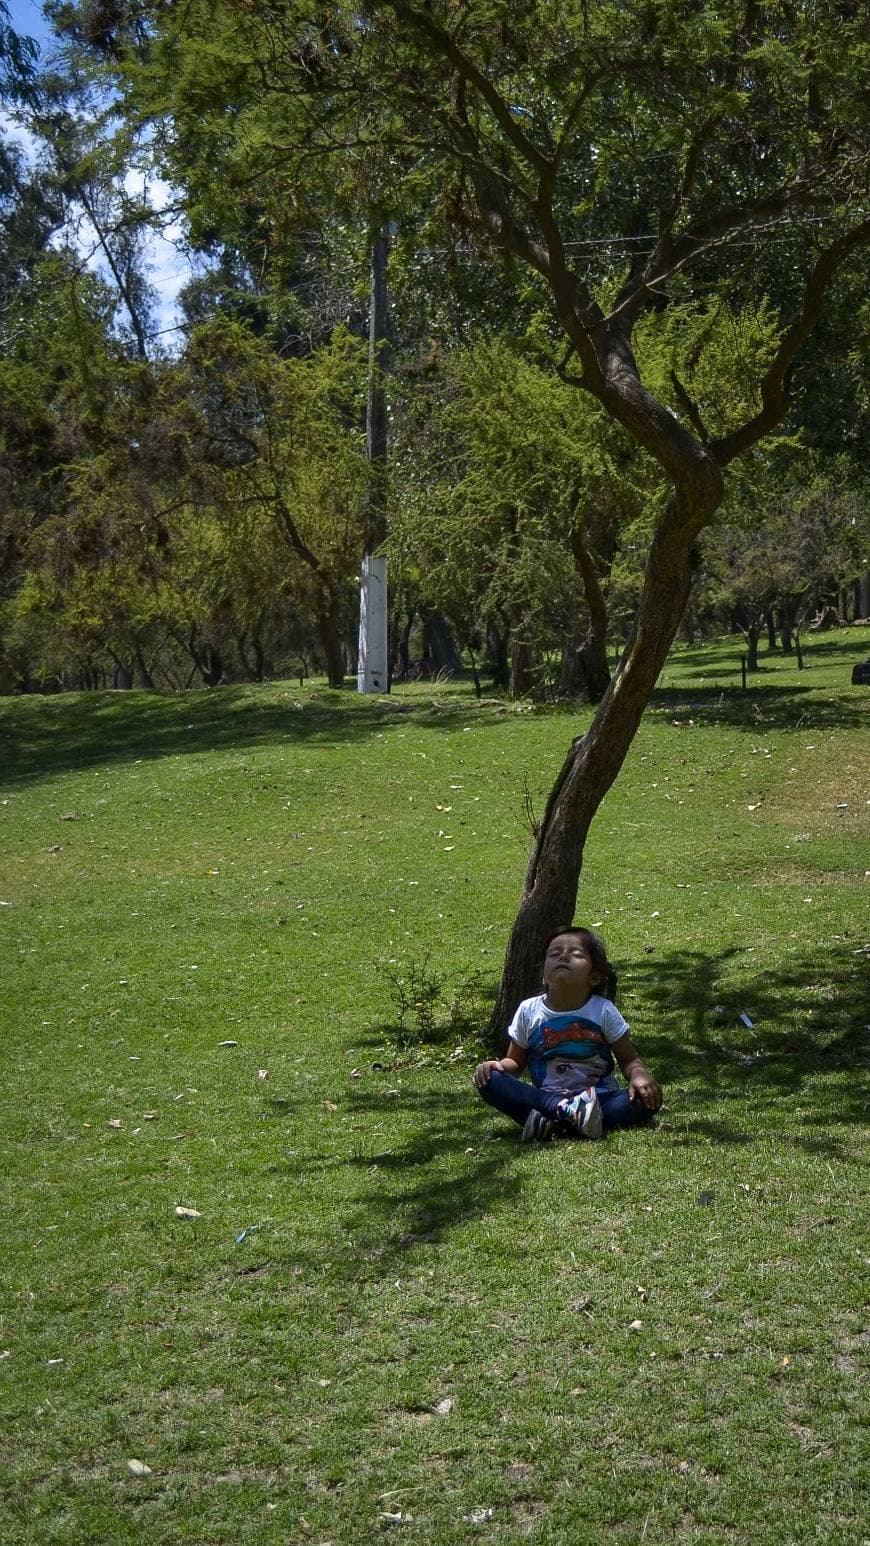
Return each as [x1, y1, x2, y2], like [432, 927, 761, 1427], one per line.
[384, 954, 491, 1058]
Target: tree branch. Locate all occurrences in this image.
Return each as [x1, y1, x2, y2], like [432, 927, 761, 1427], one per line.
[381, 0, 553, 178]
[712, 216, 870, 465]
[654, 0, 762, 251]
[670, 371, 709, 444]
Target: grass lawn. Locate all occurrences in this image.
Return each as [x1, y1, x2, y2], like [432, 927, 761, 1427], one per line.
[1, 629, 868, 1544]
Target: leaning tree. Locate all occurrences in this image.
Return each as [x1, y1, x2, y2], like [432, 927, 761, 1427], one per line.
[61, 0, 870, 1020]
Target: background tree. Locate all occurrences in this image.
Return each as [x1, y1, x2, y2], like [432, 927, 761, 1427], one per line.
[704, 456, 870, 667]
[391, 332, 647, 698]
[25, 1, 870, 1021]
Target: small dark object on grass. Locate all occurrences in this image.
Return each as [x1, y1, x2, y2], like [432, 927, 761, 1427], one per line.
[697, 1191, 715, 1206]
[850, 658, 870, 685]
[234, 1224, 262, 1245]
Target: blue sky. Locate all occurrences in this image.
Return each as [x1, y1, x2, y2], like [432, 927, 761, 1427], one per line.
[7, 0, 51, 52]
[4, 0, 192, 346]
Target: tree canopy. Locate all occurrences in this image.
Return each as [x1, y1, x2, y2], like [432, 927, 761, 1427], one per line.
[5, 0, 870, 1015]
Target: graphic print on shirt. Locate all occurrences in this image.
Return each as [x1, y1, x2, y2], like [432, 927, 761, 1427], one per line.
[527, 1016, 614, 1091]
[506, 994, 628, 1094]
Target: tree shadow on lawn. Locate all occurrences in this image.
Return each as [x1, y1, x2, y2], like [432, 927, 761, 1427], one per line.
[0, 686, 516, 788]
[670, 634, 870, 673]
[627, 941, 869, 1157]
[259, 942, 867, 1286]
[647, 683, 867, 730]
[264, 1081, 534, 1281]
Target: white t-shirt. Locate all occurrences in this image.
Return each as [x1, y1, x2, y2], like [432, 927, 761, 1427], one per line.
[507, 992, 629, 1093]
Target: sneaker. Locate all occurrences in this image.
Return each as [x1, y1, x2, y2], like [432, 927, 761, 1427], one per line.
[557, 1087, 603, 1140]
[521, 1109, 555, 1143]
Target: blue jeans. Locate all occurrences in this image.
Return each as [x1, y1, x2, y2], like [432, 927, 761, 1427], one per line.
[478, 1069, 653, 1134]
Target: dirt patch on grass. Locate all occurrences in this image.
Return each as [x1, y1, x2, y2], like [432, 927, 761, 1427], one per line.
[749, 867, 866, 886]
[770, 761, 870, 833]
[512, 1497, 548, 1531]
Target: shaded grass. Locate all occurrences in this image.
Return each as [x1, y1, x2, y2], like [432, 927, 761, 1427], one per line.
[1, 629, 868, 1543]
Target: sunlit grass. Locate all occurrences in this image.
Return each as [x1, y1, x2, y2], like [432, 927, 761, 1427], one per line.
[1, 628, 868, 1543]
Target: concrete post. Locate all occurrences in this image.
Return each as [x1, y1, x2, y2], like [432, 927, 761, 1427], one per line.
[357, 554, 388, 694]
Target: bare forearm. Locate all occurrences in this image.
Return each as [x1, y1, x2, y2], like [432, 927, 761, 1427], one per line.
[496, 1056, 522, 1076]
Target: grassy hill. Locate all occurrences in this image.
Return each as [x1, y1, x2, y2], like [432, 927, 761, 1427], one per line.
[1, 629, 868, 1544]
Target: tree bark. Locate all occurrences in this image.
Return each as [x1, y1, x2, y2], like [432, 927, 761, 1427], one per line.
[317, 591, 346, 687]
[780, 607, 794, 654]
[202, 647, 223, 687]
[394, 606, 414, 679]
[134, 643, 155, 689]
[509, 633, 534, 697]
[566, 524, 612, 702]
[745, 626, 761, 672]
[421, 608, 461, 674]
[486, 620, 510, 689]
[491, 488, 719, 1031]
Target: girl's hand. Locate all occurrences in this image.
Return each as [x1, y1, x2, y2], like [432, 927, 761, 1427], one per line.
[628, 1070, 663, 1110]
[472, 1059, 501, 1089]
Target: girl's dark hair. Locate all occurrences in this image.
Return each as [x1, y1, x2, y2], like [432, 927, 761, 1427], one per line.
[543, 925, 618, 1002]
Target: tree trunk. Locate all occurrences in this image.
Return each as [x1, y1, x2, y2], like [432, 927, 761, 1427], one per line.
[577, 634, 612, 701]
[203, 649, 223, 687]
[466, 642, 483, 699]
[317, 592, 346, 688]
[745, 626, 761, 672]
[252, 634, 265, 682]
[558, 625, 611, 701]
[486, 620, 510, 689]
[558, 623, 585, 696]
[134, 643, 155, 689]
[765, 609, 777, 648]
[110, 654, 133, 689]
[394, 607, 414, 679]
[567, 522, 611, 703]
[491, 491, 719, 1032]
[421, 609, 461, 674]
[509, 634, 534, 697]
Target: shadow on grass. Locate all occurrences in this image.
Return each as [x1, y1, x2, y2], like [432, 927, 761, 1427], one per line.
[626, 941, 869, 1156]
[263, 1082, 532, 1283]
[3, 642, 866, 788]
[669, 633, 870, 671]
[260, 942, 867, 1286]
[647, 683, 867, 730]
[0, 684, 515, 788]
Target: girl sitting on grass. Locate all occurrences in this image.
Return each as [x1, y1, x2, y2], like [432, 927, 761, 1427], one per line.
[473, 925, 662, 1141]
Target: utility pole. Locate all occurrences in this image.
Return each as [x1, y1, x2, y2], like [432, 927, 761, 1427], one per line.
[358, 224, 391, 694]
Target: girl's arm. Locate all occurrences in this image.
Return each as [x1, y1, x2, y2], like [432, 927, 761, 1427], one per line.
[472, 1039, 529, 1089]
[612, 1035, 663, 1110]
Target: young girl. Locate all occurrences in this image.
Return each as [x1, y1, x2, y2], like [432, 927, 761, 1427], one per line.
[473, 926, 662, 1140]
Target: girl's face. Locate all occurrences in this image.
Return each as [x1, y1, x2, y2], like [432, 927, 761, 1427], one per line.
[542, 934, 601, 1002]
